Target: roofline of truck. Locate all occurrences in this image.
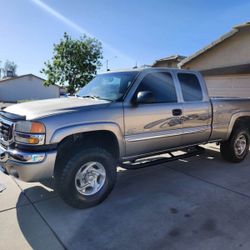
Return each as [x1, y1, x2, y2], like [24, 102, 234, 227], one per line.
[98, 67, 201, 75]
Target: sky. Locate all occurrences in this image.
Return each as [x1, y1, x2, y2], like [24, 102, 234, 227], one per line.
[1, 0, 250, 77]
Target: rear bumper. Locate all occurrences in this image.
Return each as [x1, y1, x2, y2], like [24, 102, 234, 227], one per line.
[0, 145, 57, 182]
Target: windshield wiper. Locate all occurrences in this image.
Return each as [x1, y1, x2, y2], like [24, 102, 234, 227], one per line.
[80, 95, 112, 101]
[81, 95, 99, 99]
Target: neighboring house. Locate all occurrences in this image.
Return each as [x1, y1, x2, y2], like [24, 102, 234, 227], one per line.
[0, 74, 60, 102]
[179, 22, 250, 97]
[152, 55, 186, 68]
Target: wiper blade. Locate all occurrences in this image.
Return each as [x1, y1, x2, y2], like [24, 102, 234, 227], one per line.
[80, 95, 112, 101]
[81, 95, 99, 99]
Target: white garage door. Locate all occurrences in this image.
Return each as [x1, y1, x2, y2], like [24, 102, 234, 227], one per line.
[205, 74, 250, 97]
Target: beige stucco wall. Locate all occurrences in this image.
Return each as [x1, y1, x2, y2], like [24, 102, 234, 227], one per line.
[205, 74, 250, 97]
[0, 75, 60, 102]
[182, 27, 250, 71]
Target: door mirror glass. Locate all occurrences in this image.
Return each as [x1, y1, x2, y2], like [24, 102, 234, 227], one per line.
[136, 91, 155, 104]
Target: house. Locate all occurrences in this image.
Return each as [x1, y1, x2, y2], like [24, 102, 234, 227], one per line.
[0, 74, 60, 102]
[152, 55, 186, 68]
[179, 22, 250, 97]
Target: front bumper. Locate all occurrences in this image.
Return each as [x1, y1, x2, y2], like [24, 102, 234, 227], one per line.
[0, 144, 57, 182]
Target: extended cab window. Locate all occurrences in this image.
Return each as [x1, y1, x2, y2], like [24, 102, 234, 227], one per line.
[178, 73, 203, 101]
[136, 72, 177, 103]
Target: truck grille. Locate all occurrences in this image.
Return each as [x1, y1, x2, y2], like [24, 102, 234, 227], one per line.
[0, 117, 14, 143]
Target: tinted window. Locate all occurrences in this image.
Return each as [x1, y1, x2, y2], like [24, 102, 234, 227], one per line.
[178, 73, 203, 101]
[136, 72, 177, 103]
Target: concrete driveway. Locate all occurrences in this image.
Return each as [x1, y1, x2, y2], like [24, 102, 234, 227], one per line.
[1, 144, 250, 250]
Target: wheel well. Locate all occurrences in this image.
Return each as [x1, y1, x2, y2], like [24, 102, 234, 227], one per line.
[232, 116, 250, 133]
[230, 116, 250, 136]
[55, 131, 120, 170]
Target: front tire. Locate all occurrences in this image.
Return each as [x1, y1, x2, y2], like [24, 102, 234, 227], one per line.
[55, 148, 117, 209]
[220, 127, 249, 163]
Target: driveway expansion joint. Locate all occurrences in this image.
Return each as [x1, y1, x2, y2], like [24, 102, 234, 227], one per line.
[0, 203, 31, 214]
[167, 165, 250, 200]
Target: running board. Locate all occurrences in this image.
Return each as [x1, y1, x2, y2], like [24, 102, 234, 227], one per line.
[121, 146, 205, 170]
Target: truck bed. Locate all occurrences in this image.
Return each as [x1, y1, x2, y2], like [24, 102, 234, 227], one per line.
[210, 97, 250, 141]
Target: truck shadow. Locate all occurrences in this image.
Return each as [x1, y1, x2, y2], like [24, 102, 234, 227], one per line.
[15, 147, 250, 249]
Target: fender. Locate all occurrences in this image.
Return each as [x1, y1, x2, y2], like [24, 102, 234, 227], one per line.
[226, 111, 250, 140]
[50, 122, 125, 157]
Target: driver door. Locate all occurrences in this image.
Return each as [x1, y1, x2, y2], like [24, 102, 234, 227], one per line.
[123, 70, 183, 157]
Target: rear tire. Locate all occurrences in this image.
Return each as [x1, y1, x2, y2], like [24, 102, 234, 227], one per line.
[220, 126, 249, 163]
[54, 147, 117, 209]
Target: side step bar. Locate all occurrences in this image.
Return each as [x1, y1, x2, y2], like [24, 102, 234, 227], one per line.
[121, 146, 205, 170]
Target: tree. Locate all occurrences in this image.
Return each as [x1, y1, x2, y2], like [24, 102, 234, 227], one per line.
[3, 60, 17, 78]
[41, 32, 103, 94]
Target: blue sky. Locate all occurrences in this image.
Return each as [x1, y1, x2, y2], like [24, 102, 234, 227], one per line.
[1, 0, 250, 77]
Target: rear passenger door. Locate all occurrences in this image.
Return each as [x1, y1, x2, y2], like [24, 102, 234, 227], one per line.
[177, 72, 212, 146]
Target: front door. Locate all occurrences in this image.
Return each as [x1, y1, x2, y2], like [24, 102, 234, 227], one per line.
[124, 70, 183, 157]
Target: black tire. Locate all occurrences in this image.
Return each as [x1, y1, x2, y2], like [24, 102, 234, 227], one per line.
[220, 126, 249, 163]
[54, 147, 117, 209]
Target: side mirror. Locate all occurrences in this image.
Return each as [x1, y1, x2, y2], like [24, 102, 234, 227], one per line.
[135, 91, 155, 104]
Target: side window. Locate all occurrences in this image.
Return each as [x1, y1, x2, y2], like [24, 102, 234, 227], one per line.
[178, 73, 203, 101]
[136, 72, 177, 103]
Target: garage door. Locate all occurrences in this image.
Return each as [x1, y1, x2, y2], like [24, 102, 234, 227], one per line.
[205, 74, 250, 97]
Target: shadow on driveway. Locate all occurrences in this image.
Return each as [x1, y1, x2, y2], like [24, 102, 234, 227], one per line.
[16, 147, 250, 250]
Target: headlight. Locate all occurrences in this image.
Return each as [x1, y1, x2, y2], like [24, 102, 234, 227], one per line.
[15, 121, 45, 133]
[14, 121, 46, 145]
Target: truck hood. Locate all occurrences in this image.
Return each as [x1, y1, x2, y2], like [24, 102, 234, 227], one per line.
[4, 97, 110, 120]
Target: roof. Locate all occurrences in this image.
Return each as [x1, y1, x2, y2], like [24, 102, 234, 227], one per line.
[102, 67, 199, 75]
[0, 74, 45, 83]
[155, 54, 186, 63]
[152, 55, 186, 66]
[0, 74, 60, 89]
[179, 22, 250, 67]
[100, 68, 142, 74]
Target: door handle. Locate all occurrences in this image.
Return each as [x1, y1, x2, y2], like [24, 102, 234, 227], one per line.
[172, 109, 182, 116]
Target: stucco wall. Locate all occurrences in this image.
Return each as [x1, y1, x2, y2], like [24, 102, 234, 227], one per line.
[182, 27, 250, 71]
[0, 75, 60, 102]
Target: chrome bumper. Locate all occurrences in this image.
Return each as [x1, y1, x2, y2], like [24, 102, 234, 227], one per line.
[0, 145, 57, 182]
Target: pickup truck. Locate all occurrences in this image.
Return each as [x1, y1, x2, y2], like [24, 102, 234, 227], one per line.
[1, 68, 250, 208]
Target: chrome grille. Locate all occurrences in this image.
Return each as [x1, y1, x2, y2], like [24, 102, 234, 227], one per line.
[0, 117, 14, 143]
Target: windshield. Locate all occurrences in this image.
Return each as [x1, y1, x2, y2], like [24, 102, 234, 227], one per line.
[76, 72, 138, 101]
